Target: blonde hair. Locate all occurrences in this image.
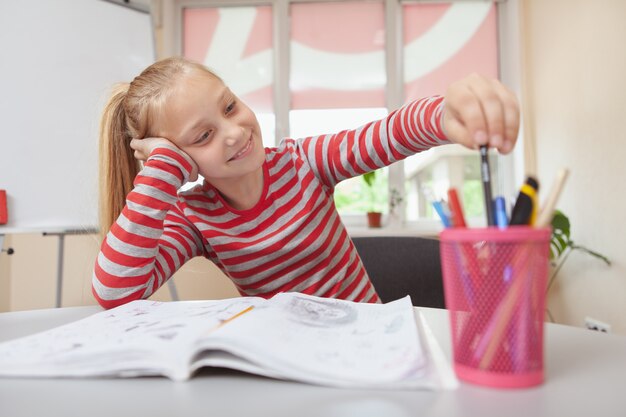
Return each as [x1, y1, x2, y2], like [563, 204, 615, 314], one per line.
[98, 57, 220, 235]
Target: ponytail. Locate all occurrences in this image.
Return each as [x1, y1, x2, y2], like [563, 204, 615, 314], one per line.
[98, 83, 141, 236]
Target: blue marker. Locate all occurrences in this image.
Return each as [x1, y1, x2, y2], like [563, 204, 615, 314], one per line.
[432, 200, 451, 228]
[494, 196, 508, 228]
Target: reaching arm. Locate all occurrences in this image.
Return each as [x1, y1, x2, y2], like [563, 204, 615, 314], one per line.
[295, 74, 520, 188]
[296, 96, 448, 188]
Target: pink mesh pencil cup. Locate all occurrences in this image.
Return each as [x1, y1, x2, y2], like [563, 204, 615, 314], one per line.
[439, 226, 551, 388]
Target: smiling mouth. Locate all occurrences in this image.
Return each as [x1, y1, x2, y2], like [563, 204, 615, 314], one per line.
[228, 136, 253, 162]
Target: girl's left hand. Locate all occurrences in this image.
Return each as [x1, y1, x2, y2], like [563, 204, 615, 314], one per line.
[442, 73, 520, 154]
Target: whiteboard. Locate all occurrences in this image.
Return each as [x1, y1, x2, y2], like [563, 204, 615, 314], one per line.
[0, 0, 154, 233]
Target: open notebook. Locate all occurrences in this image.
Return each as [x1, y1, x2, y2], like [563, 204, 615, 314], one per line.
[0, 293, 456, 390]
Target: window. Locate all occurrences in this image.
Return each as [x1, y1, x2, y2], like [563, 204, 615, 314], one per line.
[177, 0, 515, 228]
[182, 5, 275, 147]
[402, 1, 500, 224]
[288, 1, 388, 214]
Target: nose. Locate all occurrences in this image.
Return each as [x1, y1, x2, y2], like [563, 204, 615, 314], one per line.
[221, 121, 244, 147]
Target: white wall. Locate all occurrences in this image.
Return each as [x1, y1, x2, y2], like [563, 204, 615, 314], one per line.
[523, 0, 626, 334]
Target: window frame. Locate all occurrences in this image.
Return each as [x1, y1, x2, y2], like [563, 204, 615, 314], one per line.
[165, 0, 522, 233]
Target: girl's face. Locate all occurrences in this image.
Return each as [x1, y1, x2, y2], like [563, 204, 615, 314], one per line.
[155, 72, 265, 186]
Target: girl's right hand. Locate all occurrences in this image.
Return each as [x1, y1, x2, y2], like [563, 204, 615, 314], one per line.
[130, 137, 199, 182]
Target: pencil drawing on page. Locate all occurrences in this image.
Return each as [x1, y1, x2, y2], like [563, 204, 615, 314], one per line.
[282, 294, 357, 327]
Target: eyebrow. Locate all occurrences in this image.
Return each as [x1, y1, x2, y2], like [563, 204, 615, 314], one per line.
[181, 87, 231, 143]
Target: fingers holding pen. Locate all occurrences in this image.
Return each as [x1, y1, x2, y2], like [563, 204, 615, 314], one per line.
[467, 74, 506, 150]
[443, 76, 492, 150]
[491, 79, 520, 154]
[442, 74, 520, 154]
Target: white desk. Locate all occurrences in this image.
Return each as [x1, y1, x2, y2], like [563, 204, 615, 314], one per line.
[0, 305, 624, 417]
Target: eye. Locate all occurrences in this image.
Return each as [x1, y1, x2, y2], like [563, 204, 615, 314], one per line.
[225, 100, 236, 115]
[195, 130, 212, 144]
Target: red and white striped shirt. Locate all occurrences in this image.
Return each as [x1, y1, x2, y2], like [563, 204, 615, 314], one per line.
[93, 97, 448, 309]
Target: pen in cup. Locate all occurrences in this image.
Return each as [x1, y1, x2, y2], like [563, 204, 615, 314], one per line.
[432, 200, 452, 229]
[510, 176, 539, 226]
[494, 196, 509, 229]
[479, 146, 495, 226]
[447, 188, 467, 228]
[433, 199, 475, 306]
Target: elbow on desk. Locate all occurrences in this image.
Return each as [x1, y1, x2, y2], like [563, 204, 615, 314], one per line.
[91, 282, 146, 310]
[91, 269, 149, 310]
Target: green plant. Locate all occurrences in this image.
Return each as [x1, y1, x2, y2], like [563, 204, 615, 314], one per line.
[546, 209, 611, 321]
[361, 171, 386, 213]
[362, 171, 377, 188]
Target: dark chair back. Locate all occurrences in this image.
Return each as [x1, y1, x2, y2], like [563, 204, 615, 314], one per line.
[352, 236, 445, 308]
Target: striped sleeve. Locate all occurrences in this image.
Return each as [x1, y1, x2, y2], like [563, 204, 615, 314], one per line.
[298, 96, 448, 187]
[92, 146, 205, 309]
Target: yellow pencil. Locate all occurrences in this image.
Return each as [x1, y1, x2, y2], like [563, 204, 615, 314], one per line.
[206, 305, 255, 335]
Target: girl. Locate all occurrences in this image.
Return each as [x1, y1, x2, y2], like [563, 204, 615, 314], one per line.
[93, 57, 519, 309]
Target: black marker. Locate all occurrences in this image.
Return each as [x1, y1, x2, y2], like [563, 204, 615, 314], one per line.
[479, 146, 495, 226]
[510, 176, 539, 225]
